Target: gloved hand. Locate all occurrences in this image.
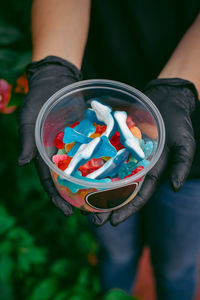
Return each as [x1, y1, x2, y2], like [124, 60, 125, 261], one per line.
[92, 78, 199, 226]
[18, 55, 84, 216]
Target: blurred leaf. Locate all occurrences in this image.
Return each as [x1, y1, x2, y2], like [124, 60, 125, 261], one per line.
[7, 227, 34, 246]
[76, 267, 90, 287]
[0, 255, 14, 282]
[0, 50, 19, 79]
[17, 251, 31, 273]
[0, 241, 12, 255]
[0, 207, 15, 235]
[11, 51, 32, 75]
[8, 93, 24, 107]
[0, 22, 23, 45]
[68, 286, 94, 300]
[0, 50, 31, 80]
[0, 282, 14, 300]
[50, 259, 73, 277]
[91, 276, 101, 294]
[78, 232, 94, 253]
[29, 278, 58, 300]
[103, 289, 138, 300]
[54, 291, 70, 300]
[27, 247, 47, 264]
[17, 244, 46, 273]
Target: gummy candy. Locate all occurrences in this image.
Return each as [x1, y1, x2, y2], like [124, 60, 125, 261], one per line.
[118, 161, 138, 179]
[95, 124, 107, 134]
[87, 149, 129, 179]
[65, 136, 117, 175]
[65, 142, 75, 154]
[63, 127, 92, 144]
[54, 131, 64, 149]
[52, 101, 155, 187]
[70, 121, 80, 128]
[137, 159, 149, 168]
[85, 108, 104, 125]
[142, 140, 153, 158]
[90, 132, 101, 138]
[57, 156, 72, 171]
[124, 166, 144, 179]
[102, 156, 111, 161]
[57, 171, 111, 193]
[52, 154, 68, 164]
[128, 155, 138, 163]
[113, 111, 145, 161]
[57, 148, 67, 155]
[111, 177, 121, 182]
[126, 116, 135, 128]
[73, 119, 96, 136]
[91, 100, 115, 138]
[130, 126, 142, 140]
[64, 138, 101, 175]
[66, 119, 96, 157]
[79, 158, 104, 177]
[110, 131, 125, 151]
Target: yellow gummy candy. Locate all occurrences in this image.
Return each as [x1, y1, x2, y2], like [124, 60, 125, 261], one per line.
[102, 156, 111, 161]
[90, 133, 101, 138]
[65, 142, 75, 153]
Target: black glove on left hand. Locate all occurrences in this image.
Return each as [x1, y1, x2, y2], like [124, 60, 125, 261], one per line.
[92, 78, 199, 226]
[18, 55, 85, 217]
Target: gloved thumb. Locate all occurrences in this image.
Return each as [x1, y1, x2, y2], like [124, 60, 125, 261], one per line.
[18, 123, 37, 166]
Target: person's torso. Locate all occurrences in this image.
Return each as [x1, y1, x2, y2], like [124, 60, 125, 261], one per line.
[83, 0, 200, 90]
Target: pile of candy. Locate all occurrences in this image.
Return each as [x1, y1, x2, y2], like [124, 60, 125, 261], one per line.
[52, 100, 156, 192]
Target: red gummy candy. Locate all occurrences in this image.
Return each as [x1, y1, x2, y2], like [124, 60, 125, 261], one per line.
[126, 116, 135, 128]
[70, 121, 80, 128]
[125, 166, 144, 180]
[95, 125, 107, 134]
[54, 132, 64, 149]
[57, 156, 72, 171]
[110, 131, 125, 151]
[79, 158, 104, 176]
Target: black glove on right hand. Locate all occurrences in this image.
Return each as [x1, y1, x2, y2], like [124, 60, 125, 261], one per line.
[18, 55, 85, 216]
[93, 78, 199, 226]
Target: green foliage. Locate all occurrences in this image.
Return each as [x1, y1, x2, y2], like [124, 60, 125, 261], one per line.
[0, 0, 32, 82]
[0, 1, 141, 299]
[103, 289, 139, 300]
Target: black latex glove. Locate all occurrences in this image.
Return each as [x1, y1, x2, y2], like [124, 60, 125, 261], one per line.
[18, 55, 84, 216]
[92, 78, 199, 226]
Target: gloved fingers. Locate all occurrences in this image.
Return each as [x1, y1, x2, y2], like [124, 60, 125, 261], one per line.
[110, 176, 157, 226]
[18, 123, 37, 166]
[34, 154, 73, 216]
[110, 147, 169, 226]
[170, 137, 196, 191]
[92, 212, 112, 226]
[51, 195, 74, 216]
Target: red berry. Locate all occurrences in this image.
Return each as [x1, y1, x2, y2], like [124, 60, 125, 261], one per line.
[54, 132, 64, 149]
[70, 121, 80, 128]
[126, 116, 135, 128]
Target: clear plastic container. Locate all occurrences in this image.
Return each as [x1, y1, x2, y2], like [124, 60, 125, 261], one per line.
[35, 79, 165, 212]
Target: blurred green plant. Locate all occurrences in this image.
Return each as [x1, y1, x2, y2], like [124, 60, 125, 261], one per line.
[0, 1, 141, 299]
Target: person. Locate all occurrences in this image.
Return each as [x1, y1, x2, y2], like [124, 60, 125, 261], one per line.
[18, 1, 200, 299]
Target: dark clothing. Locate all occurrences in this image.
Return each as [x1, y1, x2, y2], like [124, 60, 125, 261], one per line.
[82, 0, 200, 178]
[83, 0, 200, 89]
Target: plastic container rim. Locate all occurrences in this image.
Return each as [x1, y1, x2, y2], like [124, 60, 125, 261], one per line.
[35, 79, 165, 189]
